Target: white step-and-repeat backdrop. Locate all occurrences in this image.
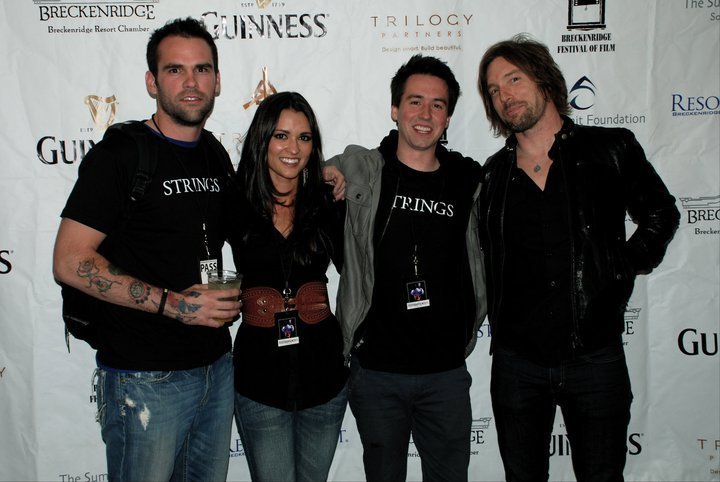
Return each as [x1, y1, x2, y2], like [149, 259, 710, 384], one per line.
[1, 1, 718, 481]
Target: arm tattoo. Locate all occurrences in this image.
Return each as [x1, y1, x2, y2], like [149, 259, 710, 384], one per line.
[128, 281, 150, 305]
[77, 258, 120, 294]
[169, 292, 202, 322]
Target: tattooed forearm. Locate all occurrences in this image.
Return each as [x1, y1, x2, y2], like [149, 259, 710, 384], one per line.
[77, 257, 120, 294]
[77, 258, 99, 278]
[169, 291, 202, 323]
[129, 281, 150, 305]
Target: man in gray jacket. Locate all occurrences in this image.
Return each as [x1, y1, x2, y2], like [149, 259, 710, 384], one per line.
[328, 54, 486, 482]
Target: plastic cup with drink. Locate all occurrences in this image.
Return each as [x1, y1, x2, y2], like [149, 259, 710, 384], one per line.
[207, 270, 242, 323]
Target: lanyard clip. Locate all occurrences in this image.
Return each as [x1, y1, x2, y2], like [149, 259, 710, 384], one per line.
[282, 285, 292, 311]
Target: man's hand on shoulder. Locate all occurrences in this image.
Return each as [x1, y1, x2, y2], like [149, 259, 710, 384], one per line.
[322, 165, 346, 201]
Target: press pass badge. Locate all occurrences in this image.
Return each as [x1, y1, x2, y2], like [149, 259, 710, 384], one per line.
[199, 259, 217, 284]
[406, 280, 430, 310]
[276, 310, 300, 347]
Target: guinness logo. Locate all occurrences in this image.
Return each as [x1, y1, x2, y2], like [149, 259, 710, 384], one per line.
[243, 66, 278, 110]
[0, 249, 12, 274]
[84, 94, 118, 130]
[256, 0, 272, 8]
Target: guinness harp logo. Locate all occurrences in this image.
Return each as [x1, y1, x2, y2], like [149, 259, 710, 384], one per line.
[256, 0, 272, 8]
[568, 0, 606, 30]
[243, 66, 278, 110]
[84, 95, 118, 130]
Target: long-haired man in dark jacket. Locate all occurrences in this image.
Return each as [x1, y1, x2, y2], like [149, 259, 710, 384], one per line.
[476, 34, 679, 482]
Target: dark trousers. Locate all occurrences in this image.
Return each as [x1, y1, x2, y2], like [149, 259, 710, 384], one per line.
[349, 362, 472, 482]
[491, 344, 633, 482]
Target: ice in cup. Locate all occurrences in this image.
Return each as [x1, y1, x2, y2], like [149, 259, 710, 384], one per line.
[208, 270, 242, 323]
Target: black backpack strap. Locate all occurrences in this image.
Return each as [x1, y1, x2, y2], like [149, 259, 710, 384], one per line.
[201, 128, 235, 177]
[64, 121, 158, 353]
[104, 120, 158, 206]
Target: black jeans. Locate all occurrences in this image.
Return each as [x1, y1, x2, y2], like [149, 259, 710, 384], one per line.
[491, 343, 633, 482]
[349, 362, 472, 482]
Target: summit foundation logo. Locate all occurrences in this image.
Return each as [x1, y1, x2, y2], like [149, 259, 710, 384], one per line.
[568, 76, 646, 127]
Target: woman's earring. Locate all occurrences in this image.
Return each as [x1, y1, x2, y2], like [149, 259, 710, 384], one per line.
[302, 168, 308, 186]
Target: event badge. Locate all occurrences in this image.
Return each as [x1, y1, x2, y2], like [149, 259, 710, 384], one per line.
[406, 279, 430, 310]
[199, 258, 218, 284]
[276, 310, 300, 347]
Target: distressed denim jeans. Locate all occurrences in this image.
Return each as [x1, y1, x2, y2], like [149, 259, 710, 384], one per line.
[95, 352, 234, 482]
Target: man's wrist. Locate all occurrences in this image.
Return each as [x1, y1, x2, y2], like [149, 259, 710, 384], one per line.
[158, 288, 169, 315]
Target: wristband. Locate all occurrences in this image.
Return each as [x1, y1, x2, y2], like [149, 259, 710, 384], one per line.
[158, 288, 169, 315]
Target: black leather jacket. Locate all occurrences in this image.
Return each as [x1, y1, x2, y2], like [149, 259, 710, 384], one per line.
[480, 118, 680, 353]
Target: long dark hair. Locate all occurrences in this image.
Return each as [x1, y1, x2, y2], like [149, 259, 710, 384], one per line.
[236, 91, 333, 266]
[478, 33, 569, 138]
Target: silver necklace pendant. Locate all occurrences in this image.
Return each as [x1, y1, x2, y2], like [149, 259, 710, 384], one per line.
[533, 164, 541, 173]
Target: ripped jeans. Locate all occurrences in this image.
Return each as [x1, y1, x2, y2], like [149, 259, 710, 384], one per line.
[95, 352, 234, 482]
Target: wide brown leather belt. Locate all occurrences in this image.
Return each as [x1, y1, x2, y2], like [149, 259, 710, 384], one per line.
[241, 281, 331, 328]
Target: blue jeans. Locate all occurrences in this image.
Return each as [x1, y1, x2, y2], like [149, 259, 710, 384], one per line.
[234, 384, 348, 482]
[491, 344, 633, 482]
[348, 362, 472, 482]
[95, 352, 234, 482]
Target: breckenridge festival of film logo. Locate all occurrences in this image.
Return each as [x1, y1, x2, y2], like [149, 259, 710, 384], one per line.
[558, 0, 617, 54]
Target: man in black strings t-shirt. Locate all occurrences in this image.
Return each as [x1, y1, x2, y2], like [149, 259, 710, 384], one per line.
[52, 18, 240, 481]
[328, 55, 487, 482]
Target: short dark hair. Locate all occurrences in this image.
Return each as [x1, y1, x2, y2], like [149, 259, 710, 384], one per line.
[146, 17, 218, 77]
[391, 54, 461, 116]
[478, 34, 569, 138]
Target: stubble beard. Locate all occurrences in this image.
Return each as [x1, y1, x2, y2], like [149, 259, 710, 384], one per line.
[504, 98, 547, 134]
[157, 88, 215, 127]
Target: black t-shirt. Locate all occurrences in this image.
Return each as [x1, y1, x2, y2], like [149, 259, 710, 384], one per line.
[357, 136, 479, 374]
[230, 194, 348, 410]
[61, 124, 232, 370]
